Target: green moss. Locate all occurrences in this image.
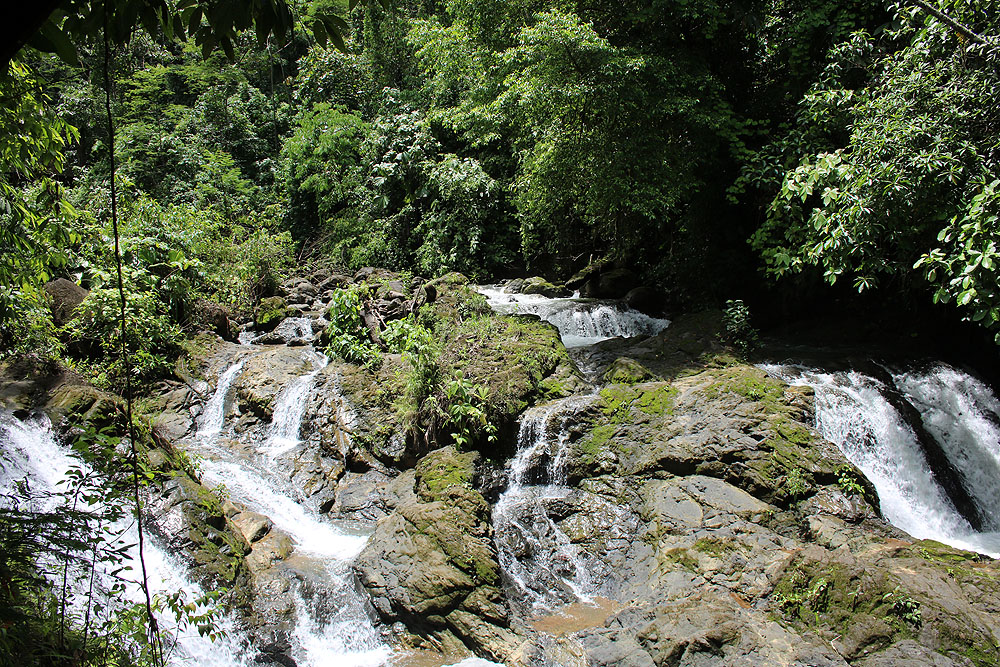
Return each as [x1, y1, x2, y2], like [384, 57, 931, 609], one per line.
[693, 536, 739, 558]
[415, 448, 477, 503]
[603, 357, 655, 385]
[663, 547, 699, 572]
[771, 555, 928, 645]
[913, 540, 982, 564]
[599, 383, 678, 421]
[772, 417, 814, 445]
[705, 366, 784, 407]
[254, 296, 288, 329]
[578, 423, 617, 464]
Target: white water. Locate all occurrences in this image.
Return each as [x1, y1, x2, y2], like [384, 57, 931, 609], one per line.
[263, 350, 329, 456]
[198, 357, 247, 438]
[194, 354, 393, 667]
[493, 397, 598, 611]
[239, 316, 316, 346]
[0, 411, 253, 666]
[478, 285, 669, 348]
[762, 363, 1000, 557]
[893, 365, 1000, 531]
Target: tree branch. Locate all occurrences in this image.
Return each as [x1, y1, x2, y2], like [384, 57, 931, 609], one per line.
[909, 0, 992, 46]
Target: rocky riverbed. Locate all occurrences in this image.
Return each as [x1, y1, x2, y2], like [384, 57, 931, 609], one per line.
[4, 266, 1000, 666]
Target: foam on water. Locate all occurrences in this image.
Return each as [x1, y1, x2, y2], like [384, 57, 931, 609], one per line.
[478, 285, 669, 348]
[761, 363, 1000, 557]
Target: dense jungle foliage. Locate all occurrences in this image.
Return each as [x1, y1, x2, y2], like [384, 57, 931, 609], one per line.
[4, 0, 999, 378]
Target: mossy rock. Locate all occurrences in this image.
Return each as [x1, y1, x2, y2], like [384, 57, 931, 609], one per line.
[254, 296, 288, 331]
[602, 357, 655, 385]
[415, 447, 478, 504]
[521, 276, 571, 298]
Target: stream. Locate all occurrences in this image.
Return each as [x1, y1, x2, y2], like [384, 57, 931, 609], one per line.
[6, 281, 1000, 663]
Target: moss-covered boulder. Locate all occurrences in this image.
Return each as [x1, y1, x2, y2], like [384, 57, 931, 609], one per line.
[254, 296, 289, 331]
[521, 276, 571, 298]
[354, 447, 519, 662]
[312, 271, 585, 466]
[602, 357, 654, 385]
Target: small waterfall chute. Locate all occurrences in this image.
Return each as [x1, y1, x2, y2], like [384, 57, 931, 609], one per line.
[478, 286, 669, 348]
[493, 396, 599, 611]
[761, 362, 1000, 557]
[263, 350, 329, 457]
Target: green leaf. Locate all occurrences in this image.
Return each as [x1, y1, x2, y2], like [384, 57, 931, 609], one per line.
[29, 19, 80, 66]
[312, 20, 328, 48]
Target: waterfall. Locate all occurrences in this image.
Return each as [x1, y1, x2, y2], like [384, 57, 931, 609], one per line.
[195, 356, 393, 667]
[0, 411, 254, 667]
[893, 365, 1000, 529]
[239, 316, 316, 346]
[263, 350, 329, 456]
[761, 363, 1000, 557]
[478, 286, 670, 348]
[198, 357, 247, 438]
[493, 397, 598, 611]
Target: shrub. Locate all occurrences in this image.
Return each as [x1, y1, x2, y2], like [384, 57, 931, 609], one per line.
[721, 299, 759, 359]
[323, 287, 382, 367]
[65, 286, 183, 390]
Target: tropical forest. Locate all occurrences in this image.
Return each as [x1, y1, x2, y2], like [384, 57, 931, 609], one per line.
[4, 1, 1000, 666]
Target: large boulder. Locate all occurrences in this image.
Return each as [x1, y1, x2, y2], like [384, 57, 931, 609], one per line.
[254, 296, 289, 332]
[354, 447, 520, 662]
[44, 278, 88, 325]
[502, 362, 1000, 666]
[521, 277, 572, 298]
[231, 346, 314, 421]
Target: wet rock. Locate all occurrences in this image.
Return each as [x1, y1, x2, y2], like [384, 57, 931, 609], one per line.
[504, 278, 526, 294]
[854, 640, 975, 666]
[254, 317, 315, 346]
[144, 474, 253, 609]
[232, 347, 314, 420]
[318, 274, 352, 291]
[331, 469, 398, 522]
[231, 510, 272, 543]
[602, 357, 654, 385]
[290, 279, 318, 299]
[355, 447, 519, 662]
[521, 277, 571, 298]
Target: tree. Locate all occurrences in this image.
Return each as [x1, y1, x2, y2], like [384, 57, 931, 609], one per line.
[751, 1, 1000, 335]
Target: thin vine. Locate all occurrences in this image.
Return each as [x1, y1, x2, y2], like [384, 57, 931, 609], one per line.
[102, 8, 163, 664]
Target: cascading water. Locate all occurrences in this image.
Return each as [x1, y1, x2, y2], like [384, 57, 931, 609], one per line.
[480, 285, 667, 615]
[893, 364, 1000, 527]
[762, 362, 1000, 557]
[199, 356, 247, 438]
[478, 286, 670, 348]
[193, 352, 393, 667]
[263, 350, 329, 456]
[493, 397, 598, 611]
[0, 411, 253, 667]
